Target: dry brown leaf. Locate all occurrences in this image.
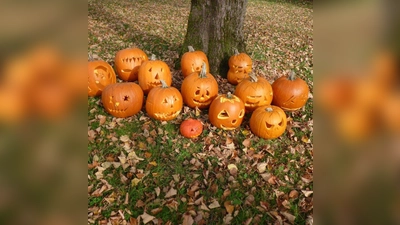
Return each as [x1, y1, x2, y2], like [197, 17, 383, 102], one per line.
[151, 207, 162, 215]
[224, 201, 234, 214]
[208, 200, 220, 209]
[289, 190, 299, 199]
[140, 212, 155, 224]
[242, 138, 251, 148]
[119, 135, 130, 142]
[302, 190, 313, 197]
[281, 211, 296, 224]
[182, 213, 194, 225]
[165, 187, 177, 198]
[223, 213, 233, 224]
[131, 178, 141, 187]
[155, 187, 161, 197]
[257, 162, 268, 173]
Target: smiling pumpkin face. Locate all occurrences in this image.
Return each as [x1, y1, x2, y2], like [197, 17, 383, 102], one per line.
[208, 92, 245, 130]
[227, 49, 252, 85]
[114, 48, 148, 81]
[101, 82, 144, 118]
[145, 80, 183, 121]
[138, 55, 172, 94]
[234, 75, 273, 112]
[88, 60, 117, 97]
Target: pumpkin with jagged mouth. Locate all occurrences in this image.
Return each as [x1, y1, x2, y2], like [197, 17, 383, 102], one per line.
[250, 105, 287, 139]
[208, 92, 245, 130]
[181, 63, 218, 109]
[114, 48, 148, 81]
[101, 82, 144, 118]
[227, 49, 252, 85]
[181, 46, 210, 78]
[138, 55, 172, 94]
[234, 74, 273, 112]
[88, 60, 116, 97]
[146, 80, 183, 121]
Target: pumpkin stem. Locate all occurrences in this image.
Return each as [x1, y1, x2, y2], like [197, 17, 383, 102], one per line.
[160, 80, 169, 88]
[233, 48, 239, 56]
[266, 107, 273, 112]
[288, 71, 296, 81]
[227, 92, 233, 99]
[150, 54, 156, 61]
[249, 73, 258, 82]
[199, 62, 207, 78]
[188, 46, 195, 52]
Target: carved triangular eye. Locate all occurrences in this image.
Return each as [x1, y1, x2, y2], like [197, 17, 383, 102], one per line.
[217, 110, 230, 119]
[206, 90, 210, 96]
[266, 122, 273, 129]
[148, 67, 152, 72]
[278, 121, 283, 126]
[163, 98, 168, 104]
[195, 90, 200, 96]
[238, 109, 245, 118]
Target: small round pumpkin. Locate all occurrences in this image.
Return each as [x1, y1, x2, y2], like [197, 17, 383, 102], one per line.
[146, 80, 183, 121]
[250, 105, 287, 139]
[181, 62, 219, 109]
[208, 92, 245, 130]
[88, 59, 117, 97]
[271, 71, 310, 111]
[114, 48, 148, 81]
[101, 82, 144, 118]
[234, 73, 273, 112]
[181, 46, 210, 78]
[227, 49, 252, 85]
[180, 118, 203, 138]
[138, 55, 172, 94]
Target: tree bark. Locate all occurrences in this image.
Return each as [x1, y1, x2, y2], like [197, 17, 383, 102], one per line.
[181, 0, 248, 77]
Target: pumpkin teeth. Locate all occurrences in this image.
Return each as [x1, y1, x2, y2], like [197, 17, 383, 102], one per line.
[154, 110, 181, 119]
[220, 124, 236, 130]
[193, 99, 212, 105]
[148, 81, 162, 87]
[108, 108, 128, 113]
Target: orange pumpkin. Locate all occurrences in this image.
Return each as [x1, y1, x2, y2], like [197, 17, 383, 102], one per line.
[180, 118, 203, 138]
[88, 60, 117, 97]
[250, 105, 287, 139]
[181, 46, 210, 78]
[138, 55, 172, 94]
[227, 49, 252, 85]
[114, 48, 148, 81]
[181, 63, 218, 109]
[146, 80, 183, 121]
[234, 74, 273, 112]
[101, 82, 144, 118]
[271, 71, 310, 111]
[208, 92, 245, 130]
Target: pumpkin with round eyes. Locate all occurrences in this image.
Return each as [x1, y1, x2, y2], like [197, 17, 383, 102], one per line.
[208, 92, 245, 130]
[234, 73, 273, 112]
[181, 46, 210, 78]
[88, 60, 117, 97]
[101, 82, 144, 118]
[146, 80, 183, 121]
[181, 62, 218, 109]
[114, 48, 148, 81]
[271, 71, 310, 111]
[250, 105, 287, 139]
[227, 49, 252, 85]
[180, 118, 203, 138]
[138, 55, 172, 94]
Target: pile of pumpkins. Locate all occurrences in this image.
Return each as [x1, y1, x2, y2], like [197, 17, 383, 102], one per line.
[88, 46, 310, 139]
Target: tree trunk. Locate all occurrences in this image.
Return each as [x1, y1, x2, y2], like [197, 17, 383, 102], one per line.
[181, 0, 248, 77]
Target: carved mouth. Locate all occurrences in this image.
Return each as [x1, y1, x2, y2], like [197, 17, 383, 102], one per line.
[220, 124, 236, 130]
[121, 69, 132, 73]
[154, 110, 181, 120]
[148, 81, 161, 87]
[193, 99, 212, 106]
[108, 108, 128, 113]
[245, 101, 260, 107]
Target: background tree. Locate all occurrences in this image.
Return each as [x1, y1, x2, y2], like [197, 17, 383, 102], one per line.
[181, 0, 248, 77]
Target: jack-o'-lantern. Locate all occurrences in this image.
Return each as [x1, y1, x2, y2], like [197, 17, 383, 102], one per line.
[181, 46, 210, 78]
[272, 71, 310, 111]
[234, 73, 273, 112]
[181, 63, 218, 109]
[138, 55, 172, 94]
[114, 48, 148, 81]
[250, 105, 287, 139]
[146, 80, 183, 121]
[88, 60, 117, 97]
[101, 82, 144, 118]
[227, 49, 252, 85]
[208, 92, 245, 130]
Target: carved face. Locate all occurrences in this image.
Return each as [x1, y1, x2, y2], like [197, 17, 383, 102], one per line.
[145, 81, 183, 121]
[208, 93, 245, 130]
[138, 58, 172, 94]
[114, 48, 148, 81]
[227, 52, 252, 85]
[234, 75, 273, 112]
[250, 105, 287, 139]
[101, 82, 144, 118]
[88, 60, 116, 97]
[181, 66, 218, 109]
[180, 46, 210, 78]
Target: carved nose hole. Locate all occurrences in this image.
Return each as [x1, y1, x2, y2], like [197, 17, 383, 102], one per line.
[196, 67, 200, 71]
[155, 73, 159, 79]
[124, 96, 130, 101]
[231, 119, 237, 124]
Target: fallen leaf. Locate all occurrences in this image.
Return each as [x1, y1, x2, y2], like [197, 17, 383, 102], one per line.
[281, 211, 296, 224]
[141, 212, 155, 224]
[208, 200, 220, 209]
[127, 151, 144, 161]
[155, 187, 160, 197]
[131, 178, 141, 187]
[302, 190, 313, 197]
[182, 212, 194, 225]
[257, 162, 268, 173]
[224, 201, 234, 214]
[165, 187, 177, 198]
[120, 135, 130, 142]
[223, 213, 233, 224]
[242, 138, 251, 147]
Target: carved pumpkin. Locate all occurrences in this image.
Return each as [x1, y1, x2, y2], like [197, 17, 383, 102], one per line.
[271, 71, 310, 111]
[208, 92, 245, 130]
[250, 105, 287, 139]
[180, 118, 203, 138]
[227, 49, 252, 85]
[138, 55, 172, 94]
[101, 82, 144, 118]
[181, 63, 218, 109]
[181, 46, 210, 78]
[114, 48, 148, 81]
[88, 60, 117, 97]
[146, 80, 183, 121]
[234, 74, 273, 112]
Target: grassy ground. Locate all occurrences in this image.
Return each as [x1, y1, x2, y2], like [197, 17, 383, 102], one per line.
[88, 0, 313, 224]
